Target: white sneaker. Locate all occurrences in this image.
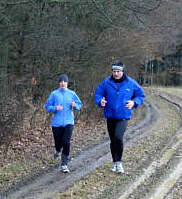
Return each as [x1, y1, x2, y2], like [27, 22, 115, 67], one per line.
[116, 161, 124, 173]
[111, 162, 117, 172]
[60, 165, 70, 173]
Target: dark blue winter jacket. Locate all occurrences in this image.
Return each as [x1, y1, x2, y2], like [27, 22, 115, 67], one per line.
[94, 75, 145, 120]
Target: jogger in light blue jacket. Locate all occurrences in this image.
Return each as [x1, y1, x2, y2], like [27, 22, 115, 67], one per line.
[45, 74, 82, 173]
[45, 86, 82, 127]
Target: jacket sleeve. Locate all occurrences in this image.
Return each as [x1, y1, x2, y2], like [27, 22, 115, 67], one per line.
[73, 92, 82, 110]
[132, 82, 145, 108]
[94, 80, 105, 108]
[45, 93, 57, 113]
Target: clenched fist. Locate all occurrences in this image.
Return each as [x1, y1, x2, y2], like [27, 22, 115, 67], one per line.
[56, 105, 63, 110]
[101, 97, 107, 107]
[126, 100, 134, 109]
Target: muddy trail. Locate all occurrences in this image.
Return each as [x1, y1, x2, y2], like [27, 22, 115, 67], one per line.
[1, 90, 182, 199]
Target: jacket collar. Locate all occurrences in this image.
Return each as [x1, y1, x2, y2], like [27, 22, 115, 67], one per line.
[111, 73, 126, 83]
[107, 75, 128, 90]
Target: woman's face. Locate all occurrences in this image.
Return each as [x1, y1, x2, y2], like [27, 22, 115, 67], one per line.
[59, 81, 68, 90]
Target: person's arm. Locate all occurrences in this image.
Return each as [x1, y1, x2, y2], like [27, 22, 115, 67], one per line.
[94, 81, 106, 108]
[45, 93, 57, 113]
[131, 82, 145, 108]
[72, 93, 82, 110]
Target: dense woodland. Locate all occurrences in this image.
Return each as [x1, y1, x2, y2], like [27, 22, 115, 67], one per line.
[1, 0, 182, 148]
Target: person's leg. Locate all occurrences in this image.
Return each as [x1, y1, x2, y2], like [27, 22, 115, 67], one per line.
[114, 120, 128, 162]
[107, 119, 117, 162]
[61, 124, 74, 166]
[52, 126, 64, 153]
[114, 120, 128, 173]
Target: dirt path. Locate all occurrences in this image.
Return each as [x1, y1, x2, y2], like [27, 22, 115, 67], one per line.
[1, 99, 157, 199]
[2, 90, 182, 199]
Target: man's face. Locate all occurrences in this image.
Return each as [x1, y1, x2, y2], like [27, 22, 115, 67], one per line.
[112, 69, 123, 79]
[59, 81, 68, 90]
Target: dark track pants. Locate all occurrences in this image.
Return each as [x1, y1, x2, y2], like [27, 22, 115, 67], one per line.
[107, 119, 128, 162]
[52, 125, 74, 165]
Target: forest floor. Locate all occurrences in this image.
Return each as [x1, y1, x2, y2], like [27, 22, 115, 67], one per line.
[1, 87, 182, 199]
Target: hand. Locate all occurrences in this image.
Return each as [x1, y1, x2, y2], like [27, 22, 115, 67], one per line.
[101, 97, 107, 107]
[126, 100, 134, 109]
[71, 101, 76, 107]
[56, 105, 63, 110]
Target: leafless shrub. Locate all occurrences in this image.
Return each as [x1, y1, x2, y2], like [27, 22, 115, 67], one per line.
[0, 80, 27, 150]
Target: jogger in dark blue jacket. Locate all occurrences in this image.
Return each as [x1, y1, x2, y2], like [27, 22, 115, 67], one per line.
[45, 74, 82, 173]
[94, 60, 145, 173]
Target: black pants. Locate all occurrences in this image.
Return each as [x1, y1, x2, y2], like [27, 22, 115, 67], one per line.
[107, 119, 128, 162]
[52, 125, 74, 157]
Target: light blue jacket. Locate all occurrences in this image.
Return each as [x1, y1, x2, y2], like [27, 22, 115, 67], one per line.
[45, 88, 82, 127]
[94, 75, 145, 120]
